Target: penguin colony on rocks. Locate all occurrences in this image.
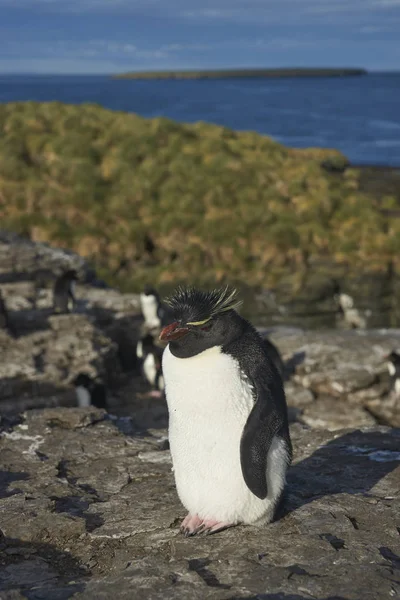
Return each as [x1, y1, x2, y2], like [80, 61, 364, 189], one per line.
[3, 265, 399, 537]
[1, 268, 107, 410]
[159, 286, 292, 535]
[135, 286, 169, 396]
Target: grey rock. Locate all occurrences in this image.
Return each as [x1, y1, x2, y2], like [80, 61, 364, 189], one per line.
[0, 229, 93, 284]
[0, 314, 121, 414]
[3, 273, 400, 429]
[270, 328, 400, 429]
[0, 232, 148, 416]
[301, 395, 377, 430]
[0, 409, 398, 599]
[284, 382, 315, 407]
[366, 393, 400, 428]
[2, 232, 400, 431]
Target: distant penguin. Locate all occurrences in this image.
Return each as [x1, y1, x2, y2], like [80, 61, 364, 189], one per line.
[386, 351, 400, 397]
[160, 286, 292, 536]
[261, 336, 285, 380]
[332, 280, 352, 311]
[337, 293, 354, 312]
[140, 285, 165, 330]
[333, 281, 366, 329]
[73, 373, 108, 409]
[53, 269, 79, 314]
[0, 289, 15, 336]
[33, 268, 55, 308]
[136, 333, 165, 397]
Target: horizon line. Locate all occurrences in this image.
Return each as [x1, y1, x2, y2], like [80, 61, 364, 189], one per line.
[1, 68, 400, 76]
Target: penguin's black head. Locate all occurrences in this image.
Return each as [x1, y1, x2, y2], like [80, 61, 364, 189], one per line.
[331, 279, 341, 296]
[387, 350, 400, 366]
[64, 269, 79, 282]
[73, 373, 94, 389]
[143, 284, 158, 297]
[160, 286, 244, 358]
[141, 333, 157, 353]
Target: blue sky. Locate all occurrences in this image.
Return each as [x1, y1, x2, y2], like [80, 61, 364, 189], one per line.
[1, 0, 399, 74]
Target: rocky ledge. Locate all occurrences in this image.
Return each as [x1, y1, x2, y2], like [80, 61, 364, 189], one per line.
[1, 229, 400, 430]
[1, 233, 400, 598]
[2, 277, 400, 430]
[0, 408, 399, 599]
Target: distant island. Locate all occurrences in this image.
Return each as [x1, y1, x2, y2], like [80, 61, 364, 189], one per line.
[113, 67, 368, 80]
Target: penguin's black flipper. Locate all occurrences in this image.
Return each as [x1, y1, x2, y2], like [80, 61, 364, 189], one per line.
[240, 375, 286, 500]
[262, 337, 285, 379]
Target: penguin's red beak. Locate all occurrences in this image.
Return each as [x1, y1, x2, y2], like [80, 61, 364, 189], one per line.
[159, 322, 189, 342]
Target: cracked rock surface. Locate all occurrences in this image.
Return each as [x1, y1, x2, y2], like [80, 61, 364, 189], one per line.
[267, 328, 400, 429]
[0, 408, 399, 599]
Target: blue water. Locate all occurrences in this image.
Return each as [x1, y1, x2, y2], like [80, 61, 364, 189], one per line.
[0, 73, 399, 166]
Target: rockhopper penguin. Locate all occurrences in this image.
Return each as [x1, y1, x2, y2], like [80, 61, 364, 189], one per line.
[136, 333, 165, 397]
[53, 269, 79, 314]
[140, 285, 166, 330]
[140, 285, 169, 336]
[159, 286, 292, 536]
[73, 373, 108, 410]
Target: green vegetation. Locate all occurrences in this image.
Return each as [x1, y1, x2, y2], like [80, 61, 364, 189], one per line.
[114, 68, 367, 80]
[0, 101, 398, 293]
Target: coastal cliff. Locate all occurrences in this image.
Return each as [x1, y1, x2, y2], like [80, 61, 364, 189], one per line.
[0, 101, 399, 305]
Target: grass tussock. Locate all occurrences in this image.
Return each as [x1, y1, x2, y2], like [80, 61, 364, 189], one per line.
[0, 101, 398, 292]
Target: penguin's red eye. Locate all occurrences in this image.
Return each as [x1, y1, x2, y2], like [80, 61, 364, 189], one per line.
[201, 324, 212, 331]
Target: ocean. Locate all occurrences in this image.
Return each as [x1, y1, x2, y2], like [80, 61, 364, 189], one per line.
[0, 72, 399, 166]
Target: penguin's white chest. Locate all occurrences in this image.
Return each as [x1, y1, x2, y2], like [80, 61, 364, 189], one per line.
[75, 386, 91, 408]
[143, 353, 157, 386]
[163, 344, 267, 524]
[387, 362, 396, 376]
[140, 294, 161, 328]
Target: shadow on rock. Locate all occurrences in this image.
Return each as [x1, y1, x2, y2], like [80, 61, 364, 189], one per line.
[284, 350, 306, 380]
[188, 557, 231, 590]
[0, 536, 87, 598]
[51, 495, 105, 533]
[286, 428, 400, 514]
[0, 377, 75, 415]
[0, 470, 29, 500]
[9, 308, 53, 336]
[227, 595, 349, 600]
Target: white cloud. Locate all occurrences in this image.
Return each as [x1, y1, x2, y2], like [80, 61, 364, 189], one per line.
[0, 0, 157, 13]
[3, 39, 169, 61]
[180, 0, 400, 23]
[359, 25, 393, 32]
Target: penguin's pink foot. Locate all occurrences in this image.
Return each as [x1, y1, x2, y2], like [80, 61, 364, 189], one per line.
[196, 519, 235, 536]
[148, 390, 163, 398]
[180, 513, 203, 537]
